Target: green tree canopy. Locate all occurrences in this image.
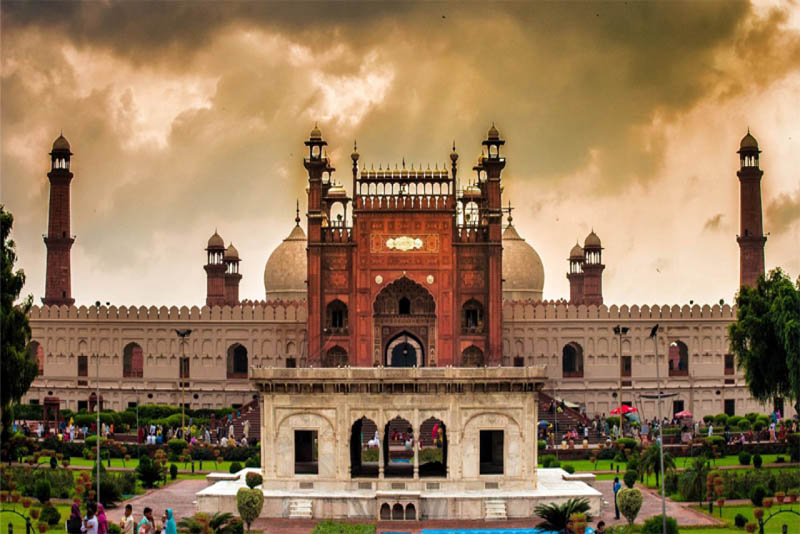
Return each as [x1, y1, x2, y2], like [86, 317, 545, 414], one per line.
[1, 205, 38, 441]
[729, 268, 800, 412]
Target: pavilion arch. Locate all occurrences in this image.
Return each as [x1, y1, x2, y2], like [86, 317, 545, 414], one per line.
[227, 343, 248, 378]
[405, 504, 416, 520]
[123, 342, 144, 378]
[419, 416, 447, 477]
[28, 341, 44, 375]
[380, 503, 391, 520]
[461, 345, 484, 367]
[325, 299, 348, 332]
[461, 299, 484, 333]
[392, 504, 404, 520]
[669, 340, 689, 376]
[562, 342, 584, 378]
[383, 415, 414, 478]
[322, 345, 348, 368]
[350, 416, 379, 478]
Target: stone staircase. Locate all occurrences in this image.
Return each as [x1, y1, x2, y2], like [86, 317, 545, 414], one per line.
[288, 499, 313, 519]
[484, 499, 507, 520]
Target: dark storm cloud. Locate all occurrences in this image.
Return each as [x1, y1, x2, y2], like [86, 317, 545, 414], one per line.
[766, 188, 800, 235]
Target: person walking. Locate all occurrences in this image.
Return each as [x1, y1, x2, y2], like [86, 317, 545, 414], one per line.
[66, 503, 83, 534]
[96, 504, 108, 534]
[164, 509, 177, 534]
[612, 476, 622, 520]
[82, 503, 98, 534]
[120, 505, 135, 534]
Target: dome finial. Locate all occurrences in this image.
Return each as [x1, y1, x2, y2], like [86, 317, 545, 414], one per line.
[506, 200, 514, 225]
[295, 200, 301, 226]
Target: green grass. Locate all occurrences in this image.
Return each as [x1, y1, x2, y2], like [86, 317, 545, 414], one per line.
[692, 503, 800, 533]
[538, 453, 788, 473]
[0, 503, 72, 534]
[38, 456, 234, 473]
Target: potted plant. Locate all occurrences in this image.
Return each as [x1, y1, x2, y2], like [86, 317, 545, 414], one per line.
[763, 498, 773, 508]
[786, 489, 798, 504]
[775, 491, 785, 503]
[753, 508, 764, 520]
[745, 522, 757, 533]
[569, 512, 588, 534]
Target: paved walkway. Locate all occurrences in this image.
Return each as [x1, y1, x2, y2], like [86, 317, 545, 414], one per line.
[594, 480, 721, 527]
[106, 479, 207, 524]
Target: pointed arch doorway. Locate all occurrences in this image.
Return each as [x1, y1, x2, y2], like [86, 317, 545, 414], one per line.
[386, 332, 424, 367]
[373, 276, 436, 367]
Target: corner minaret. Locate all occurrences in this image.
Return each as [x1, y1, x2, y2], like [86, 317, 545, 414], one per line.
[567, 242, 585, 304]
[204, 231, 226, 306]
[42, 134, 76, 306]
[223, 243, 242, 306]
[736, 129, 766, 288]
[581, 230, 605, 305]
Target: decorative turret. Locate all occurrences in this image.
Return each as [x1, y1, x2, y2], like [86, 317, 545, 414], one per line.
[204, 230, 226, 307]
[736, 129, 766, 288]
[223, 243, 242, 306]
[581, 230, 604, 305]
[567, 242, 585, 304]
[43, 133, 76, 306]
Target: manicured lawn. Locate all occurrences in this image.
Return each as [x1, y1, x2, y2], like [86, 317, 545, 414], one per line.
[538, 453, 788, 473]
[0, 503, 72, 534]
[38, 456, 235, 473]
[693, 503, 800, 533]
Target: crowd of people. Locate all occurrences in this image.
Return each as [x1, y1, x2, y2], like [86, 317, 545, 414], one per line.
[66, 504, 176, 534]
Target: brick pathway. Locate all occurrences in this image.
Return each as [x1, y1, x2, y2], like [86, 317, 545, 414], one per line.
[106, 479, 207, 525]
[594, 480, 721, 527]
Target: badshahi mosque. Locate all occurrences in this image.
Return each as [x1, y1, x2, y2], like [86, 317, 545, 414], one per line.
[22, 124, 781, 520]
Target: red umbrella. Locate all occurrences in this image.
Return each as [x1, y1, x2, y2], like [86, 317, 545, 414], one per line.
[610, 405, 638, 415]
[674, 410, 693, 419]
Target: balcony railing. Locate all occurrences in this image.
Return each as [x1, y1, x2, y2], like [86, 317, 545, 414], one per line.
[562, 370, 584, 379]
[669, 368, 689, 377]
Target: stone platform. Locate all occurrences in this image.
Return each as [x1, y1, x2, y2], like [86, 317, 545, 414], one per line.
[196, 467, 602, 520]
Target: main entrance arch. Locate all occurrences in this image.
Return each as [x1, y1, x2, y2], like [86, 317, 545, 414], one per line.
[373, 277, 436, 367]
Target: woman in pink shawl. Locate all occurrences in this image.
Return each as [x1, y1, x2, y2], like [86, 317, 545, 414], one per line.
[96, 504, 109, 534]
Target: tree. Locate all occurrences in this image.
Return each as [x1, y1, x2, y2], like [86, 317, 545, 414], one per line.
[729, 268, 800, 414]
[236, 487, 263, 534]
[1, 206, 38, 442]
[534, 498, 591, 531]
[617, 488, 643, 526]
[177, 512, 239, 534]
[678, 455, 710, 505]
[639, 443, 675, 487]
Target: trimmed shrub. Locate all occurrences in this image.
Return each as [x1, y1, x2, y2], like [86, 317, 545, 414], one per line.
[750, 484, 767, 506]
[642, 515, 679, 534]
[617, 488, 643, 526]
[230, 462, 243, 474]
[703, 415, 715, 424]
[776, 456, 786, 464]
[40, 504, 61, 526]
[245, 472, 263, 489]
[541, 455, 557, 468]
[167, 439, 188, 458]
[734, 513, 747, 528]
[664, 472, 679, 495]
[136, 455, 163, 489]
[170, 464, 178, 480]
[34, 479, 51, 504]
[244, 455, 260, 468]
[738, 420, 751, 431]
[738, 451, 751, 466]
[615, 438, 638, 451]
[753, 454, 763, 469]
[538, 440, 547, 451]
[745, 413, 760, 423]
[109, 524, 122, 534]
[563, 464, 575, 474]
[714, 414, 729, 426]
[623, 470, 637, 489]
[236, 487, 264, 533]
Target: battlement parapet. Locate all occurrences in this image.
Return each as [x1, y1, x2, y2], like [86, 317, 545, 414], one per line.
[502, 300, 736, 321]
[29, 301, 308, 322]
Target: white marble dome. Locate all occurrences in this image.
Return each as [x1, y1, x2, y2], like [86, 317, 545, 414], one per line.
[502, 224, 544, 301]
[264, 224, 307, 301]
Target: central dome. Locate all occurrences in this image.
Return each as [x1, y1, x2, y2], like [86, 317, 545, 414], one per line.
[264, 224, 307, 301]
[502, 224, 544, 301]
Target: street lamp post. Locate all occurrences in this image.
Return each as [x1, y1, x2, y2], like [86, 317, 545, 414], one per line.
[613, 325, 629, 438]
[93, 300, 108, 506]
[650, 324, 667, 534]
[175, 329, 193, 432]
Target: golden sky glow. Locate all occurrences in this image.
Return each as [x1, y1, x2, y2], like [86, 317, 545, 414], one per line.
[2, 1, 799, 306]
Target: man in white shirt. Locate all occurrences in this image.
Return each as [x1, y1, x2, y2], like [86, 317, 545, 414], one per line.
[121, 504, 135, 534]
[82, 503, 98, 534]
[708, 423, 713, 437]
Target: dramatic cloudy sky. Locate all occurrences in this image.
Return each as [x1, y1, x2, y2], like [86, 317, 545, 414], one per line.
[2, 1, 799, 307]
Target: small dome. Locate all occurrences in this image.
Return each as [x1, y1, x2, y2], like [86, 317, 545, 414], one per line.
[264, 224, 307, 301]
[584, 230, 601, 248]
[502, 224, 544, 301]
[52, 134, 70, 152]
[327, 184, 347, 197]
[462, 184, 481, 199]
[351, 141, 359, 162]
[740, 130, 759, 150]
[450, 142, 458, 162]
[487, 123, 500, 140]
[309, 124, 323, 141]
[224, 243, 240, 260]
[570, 243, 584, 260]
[207, 231, 225, 250]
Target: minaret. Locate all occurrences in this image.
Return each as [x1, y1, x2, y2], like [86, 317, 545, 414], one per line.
[42, 134, 76, 306]
[304, 124, 328, 366]
[204, 231, 226, 306]
[567, 242, 585, 304]
[581, 230, 605, 305]
[223, 243, 242, 306]
[481, 124, 506, 365]
[736, 129, 766, 288]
